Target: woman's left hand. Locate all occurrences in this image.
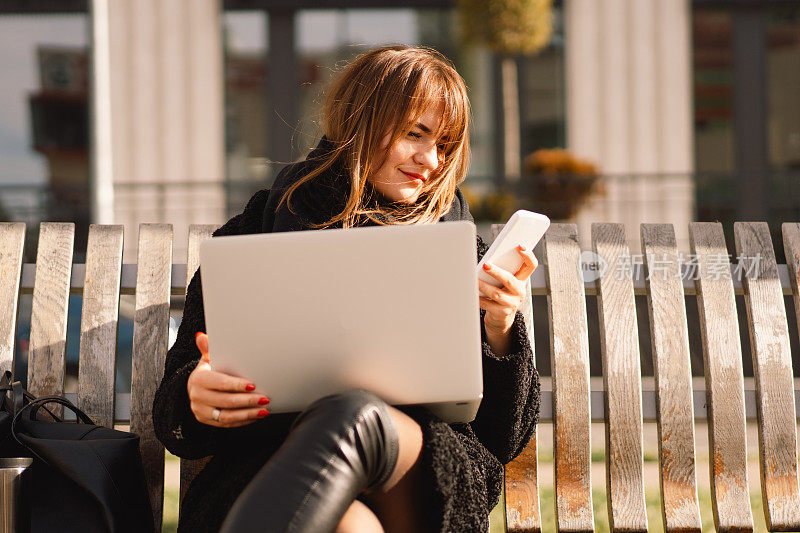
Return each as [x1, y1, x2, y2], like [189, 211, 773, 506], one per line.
[479, 245, 538, 337]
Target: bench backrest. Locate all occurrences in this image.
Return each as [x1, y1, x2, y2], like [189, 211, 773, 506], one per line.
[0, 222, 214, 532]
[2, 221, 800, 532]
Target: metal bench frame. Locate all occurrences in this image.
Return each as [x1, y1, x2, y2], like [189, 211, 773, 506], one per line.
[2, 221, 799, 532]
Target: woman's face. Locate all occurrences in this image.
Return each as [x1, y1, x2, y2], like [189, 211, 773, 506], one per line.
[369, 105, 445, 204]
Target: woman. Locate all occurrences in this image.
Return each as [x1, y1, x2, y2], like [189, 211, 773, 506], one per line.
[153, 45, 540, 533]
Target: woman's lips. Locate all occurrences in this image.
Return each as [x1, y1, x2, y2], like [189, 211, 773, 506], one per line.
[400, 170, 426, 182]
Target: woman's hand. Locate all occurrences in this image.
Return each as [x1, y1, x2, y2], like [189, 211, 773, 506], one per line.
[187, 332, 270, 428]
[479, 245, 538, 355]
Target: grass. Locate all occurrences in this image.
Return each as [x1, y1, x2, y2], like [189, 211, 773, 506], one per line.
[163, 453, 179, 533]
[163, 487, 179, 533]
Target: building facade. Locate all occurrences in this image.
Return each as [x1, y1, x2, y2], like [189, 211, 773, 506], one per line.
[1, 0, 798, 261]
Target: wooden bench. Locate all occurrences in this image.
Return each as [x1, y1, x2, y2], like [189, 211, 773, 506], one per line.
[2, 221, 799, 532]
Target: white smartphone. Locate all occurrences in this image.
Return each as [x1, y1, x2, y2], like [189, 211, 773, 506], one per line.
[478, 210, 551, 294]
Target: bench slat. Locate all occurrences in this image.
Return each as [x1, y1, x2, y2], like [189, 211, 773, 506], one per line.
[592, 223, 647, 532]
[491, 224, 541, 533]
[0, 223, 25, 374]
[734, 222, 800, 530]
[179, 224, 217, 505]
[641, 224, 701, 532]
[783, 223, 800, 381]
[130, 224, 173, 532]
[543, 223, 594, 532]
[77, 225, 123, 428]
[505, 441, 540, 533]
[689, 222, 753, 530]
[28, 222, 74, 413]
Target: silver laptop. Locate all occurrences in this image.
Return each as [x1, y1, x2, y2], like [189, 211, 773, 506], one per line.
[199, 221, 483, 423]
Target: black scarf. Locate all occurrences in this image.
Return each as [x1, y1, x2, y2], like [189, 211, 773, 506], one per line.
[261, 137, 471, 234]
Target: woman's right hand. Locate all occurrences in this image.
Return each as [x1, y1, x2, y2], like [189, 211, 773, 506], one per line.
[187, 332, 270, 428]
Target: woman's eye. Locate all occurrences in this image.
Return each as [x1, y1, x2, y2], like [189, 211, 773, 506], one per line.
[407, 131, 422, 139]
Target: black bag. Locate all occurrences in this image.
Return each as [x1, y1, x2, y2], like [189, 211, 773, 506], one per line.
[0, 371, 155, 533]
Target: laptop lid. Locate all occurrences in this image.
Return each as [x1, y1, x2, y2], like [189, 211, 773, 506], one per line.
[199, 221, 483, 422]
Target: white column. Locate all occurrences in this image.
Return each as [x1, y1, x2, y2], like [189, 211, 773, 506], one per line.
[599, 0, 630, 177]
[186, 0, 226, 254]
[628, 0, 657, 252]
[92, 0, 226, 261]
[107, 0, 131, 233]
[565, 0, 601, 165]
[566, 0, 694, 252]
[161, 0, 189, 187]
[90, 0, 115, 225]
[565, 0, 605, 248]
[629, 0, 658, 175]
[656, 0, 694, 252]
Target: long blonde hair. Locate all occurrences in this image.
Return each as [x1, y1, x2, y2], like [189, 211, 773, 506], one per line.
[279, 45, 471, 228]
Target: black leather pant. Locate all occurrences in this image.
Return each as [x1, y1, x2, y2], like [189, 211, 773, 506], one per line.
[220, 389, 400, 533]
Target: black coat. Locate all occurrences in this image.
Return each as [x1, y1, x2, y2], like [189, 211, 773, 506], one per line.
[152, 139, 540, 532]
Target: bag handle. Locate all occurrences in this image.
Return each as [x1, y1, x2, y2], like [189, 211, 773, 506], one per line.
[0, 370, 11, 390]
[0, 372, 31, 409]
[3, 377, 43, 412]
[10, 396, 95, 468]
[22, 396, 94, 425]
[10, 381, 58, 420]
[11, 395, 94, 438]
[0, 370, 11, 408]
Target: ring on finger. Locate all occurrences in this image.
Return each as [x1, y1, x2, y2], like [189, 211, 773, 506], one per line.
[212, 408, 221, 422]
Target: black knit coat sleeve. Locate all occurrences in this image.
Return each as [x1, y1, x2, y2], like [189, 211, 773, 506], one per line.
[152, 189, 274, 459]
[471, 236, 539, 464]
[447, 189, 539, 465]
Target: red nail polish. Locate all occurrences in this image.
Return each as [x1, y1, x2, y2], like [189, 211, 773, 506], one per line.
[482, 263, 490, 271]
[195, 331, 202, 340]
[245, 383, 256, 392]
[518, 245, 526, 251]
[257, 410, 269, 418]
[258, 397, 269, 405]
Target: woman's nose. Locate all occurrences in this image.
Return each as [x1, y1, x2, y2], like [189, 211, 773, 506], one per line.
[413, 142, 439, 171]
